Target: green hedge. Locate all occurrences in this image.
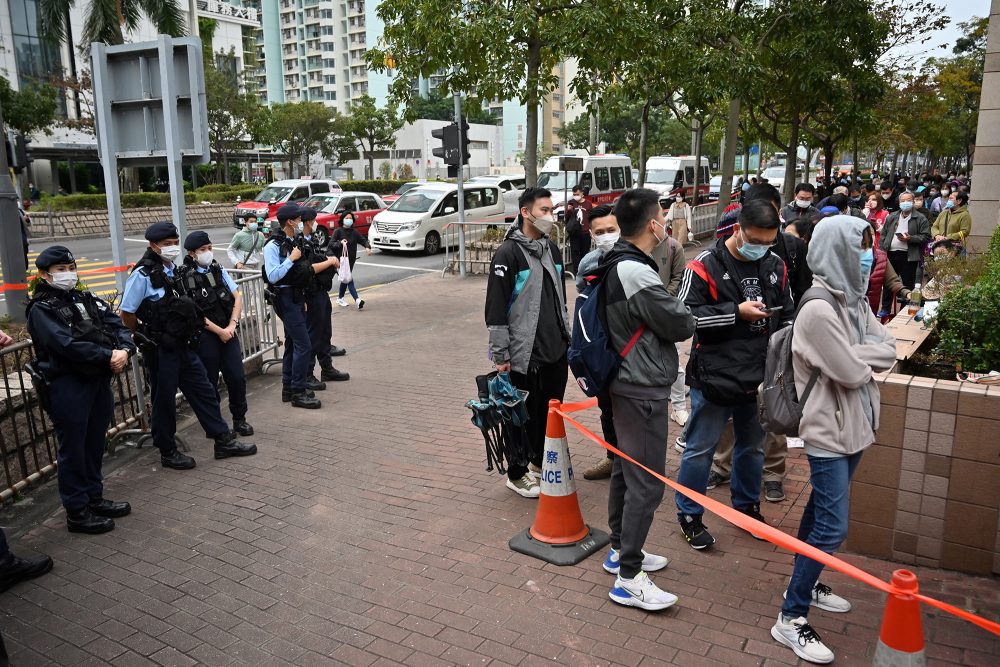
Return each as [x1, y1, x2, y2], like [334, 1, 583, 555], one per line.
[338, 179, 413, 195]
[194, 183, 249, 193]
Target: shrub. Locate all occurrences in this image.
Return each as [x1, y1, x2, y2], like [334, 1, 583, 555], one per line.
[196, 183, 243, 193]
[339, 179, 411, 195]
[398, 164, 414, 180]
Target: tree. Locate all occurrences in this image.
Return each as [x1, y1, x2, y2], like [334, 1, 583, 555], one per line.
[0, 77, 59, 137]
[39, 0, 186, 53]
[557, 99, 690, 163]
[204, 50, 261, 185]
[257, 103, 354, 178]
[406, 91, 500, 125]
[348, 95, 404, 180]
[48, 69, 96, 136]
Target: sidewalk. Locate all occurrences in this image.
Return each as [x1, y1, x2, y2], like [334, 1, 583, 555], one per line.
[3, 272, 998, 666]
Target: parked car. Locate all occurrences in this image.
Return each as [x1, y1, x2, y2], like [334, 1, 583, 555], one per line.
[369, 182, 505, 254]
[467, 174, 526, 221]
[381, 181, 427, 206]
[232, 178, 341, 227]
[708, 175, 742, 202]
[285, 191, 387, 247]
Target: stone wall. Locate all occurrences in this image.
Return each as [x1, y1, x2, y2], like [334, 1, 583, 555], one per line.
[968, 0, 1000, 249]
[845, 373, 1000, 576]
[27, 203, 235, 239]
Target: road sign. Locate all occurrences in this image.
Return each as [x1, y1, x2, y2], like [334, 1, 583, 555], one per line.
[559, 156, 585, 172]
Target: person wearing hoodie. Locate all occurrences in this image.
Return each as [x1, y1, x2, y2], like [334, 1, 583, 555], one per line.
[486, 187, 570, 498]
[594, 188, 694, 611]
[770, 215, 896, 665]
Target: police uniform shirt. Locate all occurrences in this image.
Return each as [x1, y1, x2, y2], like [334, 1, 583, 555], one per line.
[263, 238, 294, 287]
[120, 262, 176, 314]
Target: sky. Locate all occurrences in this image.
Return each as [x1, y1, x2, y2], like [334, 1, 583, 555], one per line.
[899, 0, 992, 62]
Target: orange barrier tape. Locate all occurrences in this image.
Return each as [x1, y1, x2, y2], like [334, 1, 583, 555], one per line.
[555, 408, 1000, 638]
[0, 283, 29, 293]
[77, 264, 133, 276]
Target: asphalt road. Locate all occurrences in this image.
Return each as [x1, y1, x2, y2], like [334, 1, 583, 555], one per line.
[8, 225, 444, 301]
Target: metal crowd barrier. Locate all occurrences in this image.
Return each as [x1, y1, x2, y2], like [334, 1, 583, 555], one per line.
[442, 221, 571, 277]
[689, 203, 720, 246]
[0, 271, 281, 503]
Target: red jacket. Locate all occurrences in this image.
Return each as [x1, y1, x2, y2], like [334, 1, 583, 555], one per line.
[866, 248, 888, 313]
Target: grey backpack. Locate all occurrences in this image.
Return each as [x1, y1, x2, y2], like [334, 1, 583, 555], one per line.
[757, 287, 842, 436]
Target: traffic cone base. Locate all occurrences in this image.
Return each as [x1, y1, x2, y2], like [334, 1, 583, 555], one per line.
[873, 569, 926, 667]
[509, 400, 609, 566]
[872, 640, 926, 667]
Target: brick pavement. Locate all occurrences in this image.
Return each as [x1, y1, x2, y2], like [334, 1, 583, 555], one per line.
[2, 272, 999, 666]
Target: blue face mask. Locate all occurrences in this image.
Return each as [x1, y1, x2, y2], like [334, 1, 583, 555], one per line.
[736, 229, 770, 261]
[944, 200, 955, 209]
[343, 218, 354, 228]
[860, 248, 874, 276]
[296, 221, 305, 233]
[248, 222, 259, 232]
[899, 201, 913, 212]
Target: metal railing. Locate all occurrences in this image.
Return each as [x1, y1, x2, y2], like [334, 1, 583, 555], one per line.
[689, 203, 720, 245]
[0, 271, 281, 503]
[442, 220, 570, 277]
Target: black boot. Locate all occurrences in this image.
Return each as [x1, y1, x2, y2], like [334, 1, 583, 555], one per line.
[66, 507, 115, 534]
[87, 498, 131, 518]
[304, 375, 327, 391]
[214, 431, 258, 459]
[233, 419, 254, 437]
[320, 365, 350, 382]
[282, 386, 315, 402]
[0, 551, 53, 594]
[329, 345, 347, 357]
[161, 449, 196, 470]
[291, 391, 322, 409]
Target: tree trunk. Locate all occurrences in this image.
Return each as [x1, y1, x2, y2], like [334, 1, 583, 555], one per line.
[224, 151, 231, 186]
[638, 100, 650, 187]
[716, 98, 740, 220]
[588, 92, 597, 154]
[743, 146, 750, 180]
[823, 141, 835, 188]
[781, 116, 800, 204]
[692, 118, 704, 204]
[852, 134, 859, 185]
[803, 147, 811, 187]
[367, 153, 375, 180]
[890, 150, 898, 179]
[524, 36, 542, 186]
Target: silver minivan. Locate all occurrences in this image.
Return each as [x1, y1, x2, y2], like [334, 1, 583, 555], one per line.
[369, 183, 506, 254]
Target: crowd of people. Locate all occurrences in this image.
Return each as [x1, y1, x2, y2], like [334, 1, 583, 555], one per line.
[485, 182, 902, 664]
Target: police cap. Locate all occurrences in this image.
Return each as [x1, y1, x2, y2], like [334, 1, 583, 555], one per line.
[299, 206, 317, 222]
[35, 245, 75, 270]
[276, 203, 302, 222]
[145, 221, 180, 242]
[183, 230, 212, 251]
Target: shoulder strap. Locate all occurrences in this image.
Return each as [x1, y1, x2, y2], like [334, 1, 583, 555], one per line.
[793, 287, 843, 403]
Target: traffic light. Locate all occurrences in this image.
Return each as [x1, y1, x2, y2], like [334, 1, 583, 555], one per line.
[431, 123, 460, 166]
[457, 118, 470, 166]
[4, 132, 27, 173]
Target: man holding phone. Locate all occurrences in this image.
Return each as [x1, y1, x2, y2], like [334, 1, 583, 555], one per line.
[878, 191, 929, 316]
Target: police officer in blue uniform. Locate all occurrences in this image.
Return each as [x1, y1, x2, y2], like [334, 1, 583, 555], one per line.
[177, 230, 254, 437]
[26, 245, 136, 533]
[264, 204, 335, 408]
[300, 207, 349, 385]
[120, 222, 257, 469]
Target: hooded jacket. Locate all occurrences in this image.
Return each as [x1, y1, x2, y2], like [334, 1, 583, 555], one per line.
[794, 215, 897, 457]
[485, 220, 569, 374]
[590, 240, 695, 393]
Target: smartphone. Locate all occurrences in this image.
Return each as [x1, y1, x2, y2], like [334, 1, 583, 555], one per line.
[762, 306, 784, 314]
[895, 232, 906, 238]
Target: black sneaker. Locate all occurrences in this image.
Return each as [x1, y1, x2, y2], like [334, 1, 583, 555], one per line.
[706, 470, 730, 490]
[737, 504, 768, 541]
[233, 420, 254, 437]
[764, 480, 785, 503]
[679, 514, 715, 550]
[0, 551, 53, 594]
[304, 375, 327, 391]
[320, 366, 350, 382]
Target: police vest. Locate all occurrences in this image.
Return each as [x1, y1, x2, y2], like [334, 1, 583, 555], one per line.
[262, 233, 314, 289]
[27, 286, 120, 377]
[176, 259, 235, 328]
[305, 236, 336, 293]
[131, 249, 204, 347]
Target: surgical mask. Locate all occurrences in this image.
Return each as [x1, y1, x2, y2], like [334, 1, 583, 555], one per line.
[574, 195, 584, 202]
[737, 229, 769, 261]
[296, 221, 305, 233]
[594, 231, 619, 252]
[248, 222, 259, 232]
[195, 251, 214, 267]
[157, 244, 182, 262]
[795, 199, 812, 209]
[881, 192, 891, 199]
[899, 201, 913, 212]
[945, 200, 955, 209]
[940, 190, 950, 197]
[651, 220, 667, 247]
[343, 218, 354, 228]
[529, 213, 555, 236]
[47, 271, 77, 291]
[675, 196, 683, 203]
[860, 248, 874, 276]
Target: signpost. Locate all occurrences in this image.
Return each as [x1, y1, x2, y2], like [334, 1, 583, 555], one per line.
[0, 101, 26, 321]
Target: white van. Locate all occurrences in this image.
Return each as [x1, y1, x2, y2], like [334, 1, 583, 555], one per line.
[644, 156, 711, 202]
[537, 155, 634, 214]
[369, 182, 506, 254]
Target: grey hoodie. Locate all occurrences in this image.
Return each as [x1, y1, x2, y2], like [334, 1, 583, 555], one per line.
[794, 215, 897, 457]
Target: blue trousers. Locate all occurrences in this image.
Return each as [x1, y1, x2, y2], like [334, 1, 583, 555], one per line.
[338, 280, 359, 300]
[48, 375, 114, 511]
[197, 331, 248, 421]
[147, 345, 230, 454]
[306, 290, 332, 374]
[782, 451, 863, 619]
[277, 288, 312, 390]
[675, 387, 765, 517]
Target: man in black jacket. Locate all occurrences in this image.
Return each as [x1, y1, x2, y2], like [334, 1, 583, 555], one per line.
[675, 199, 794, 549]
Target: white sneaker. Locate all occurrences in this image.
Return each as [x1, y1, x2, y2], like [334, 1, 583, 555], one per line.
[609, 572, 678, 611]
[527, 462, 542, 481]
[336, 298, 348, 307]
[505, 474, 540, 498]
[783, 582, 852, 613]
[673, 436, 686, 453]
[357, 299, 365, 310]
[771, 614, 834, 664]
[602, 547, 669, 574]
[669, 408, 689, 427]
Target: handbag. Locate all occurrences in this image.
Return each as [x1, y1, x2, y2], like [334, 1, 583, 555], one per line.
[337, 242, 352, 283]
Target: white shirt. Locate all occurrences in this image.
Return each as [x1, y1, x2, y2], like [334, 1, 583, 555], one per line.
[890, 213, 911, 251]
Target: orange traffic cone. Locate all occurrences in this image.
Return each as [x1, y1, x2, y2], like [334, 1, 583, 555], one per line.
[508, 400, 609, 566]
[873, 570, 926, 667]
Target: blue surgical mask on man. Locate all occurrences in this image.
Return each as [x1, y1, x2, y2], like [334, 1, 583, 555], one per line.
[860, 248, 874, 276]
[737, 229, 770, 261]
[899, 201, 913, 212]
[944, 200, 955, 210]
[248, 222, 259, 232]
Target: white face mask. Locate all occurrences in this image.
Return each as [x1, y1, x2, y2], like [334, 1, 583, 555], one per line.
[795, 199, 812, 209]
[651, 219, 667, 247]
[594, 231, 619, 251]
[47, 271, 77, 291]
[574, 195, 584, 202]
[157, 244, 182, 262]
[675, 196, 684, 203]
[195, 251, 214, 267]
[529, 213, 555, 236]
[296, 221, 305, 234]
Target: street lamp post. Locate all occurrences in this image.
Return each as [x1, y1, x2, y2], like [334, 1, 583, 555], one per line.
[0, 99, 28, 322]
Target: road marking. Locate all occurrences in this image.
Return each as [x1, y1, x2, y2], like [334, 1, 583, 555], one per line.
[354, 261, 439, 272]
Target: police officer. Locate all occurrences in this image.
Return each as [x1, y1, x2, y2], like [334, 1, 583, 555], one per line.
[264, 205, 335, 408]
[177, 230, 254, 437]
[300, 207, 349, 385]
[120, 222, 257, 469]
[26, 245, 136, 534]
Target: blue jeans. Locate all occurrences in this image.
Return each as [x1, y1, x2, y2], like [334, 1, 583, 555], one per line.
[675, 387, 764, 518]
[781, 451, 863, 619]
[338, 280, 359, 300]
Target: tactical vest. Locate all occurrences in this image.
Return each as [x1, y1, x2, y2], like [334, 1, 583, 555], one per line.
[27, 286, 119, 377]
[176, 258, 235, 328]
[305, 235, 336, 293]
[262, 232, 315, 290]
[131, 249, 204, 348]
